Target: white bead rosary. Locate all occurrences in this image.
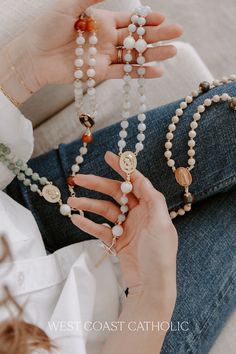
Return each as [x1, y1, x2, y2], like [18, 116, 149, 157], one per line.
[164, 74, 236, 219]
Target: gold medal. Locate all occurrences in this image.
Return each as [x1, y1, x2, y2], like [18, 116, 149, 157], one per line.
[42, 185, 61, 204]
[119, 151, 137, 174]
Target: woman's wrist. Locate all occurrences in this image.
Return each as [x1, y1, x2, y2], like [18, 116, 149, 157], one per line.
[0, 35, 42, 106]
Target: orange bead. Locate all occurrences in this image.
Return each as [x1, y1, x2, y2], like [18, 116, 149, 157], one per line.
[74, 19, 87, 31]
[175, 167, 192, 187]
[82, 132, 93, 143]
[67, 176, 76, 186]
[86, 18, 97, 32]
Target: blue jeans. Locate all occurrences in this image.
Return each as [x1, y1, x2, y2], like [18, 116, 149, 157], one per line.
[7, 82, 236, 353]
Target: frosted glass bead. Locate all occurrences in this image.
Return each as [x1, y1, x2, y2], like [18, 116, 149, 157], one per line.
[138, 113, 146, 121]
[87, 68, 96, 78]
[119, 130, 128, 138]
[88, 58, 96, 66]
[189, 130, 196, 138]
[76, 156, 84, 164]
[120, 205, 129, 214]
[76, 36, 85, 45]
[74, 70, 83, 79]
[124, 64, 132, 73]
[137, 67, 146, 76]
[121, 120, 129, 129]
[138, 17, 146, 26]
[137, 133, 145, 141]
[74, 58, 84, 67]
[87, 79, 95, 87]
[40, 177, 48, 185]
[193, 113, 201, 121]
[72, 164, 80, 173]
[80, 147, 88, 155]
[112, 225, 123, 237]
[25, 168, 33, 176]
[30, 184, 38, 192]
[190, 121, 198, 129]
[137, 55, 145, 65]
[75, 47, 84, 56]
[137, 27, 145, 36]
[135, 38, 147, 53]
[89, 35, 98, 45]
[121, 181, 133, 194]
[128, 23, 136, 33]
[32, 173, 40, 181]
[168, 124, 176, 132]
[131, 14, 139, 23]
[135, 142, 144, 151]
[118, 140, 126, 148]
[124, 53, 132, 62]
[123, 36, 136, 50]
[166, 132, 174, 140]
[23, 179, 31, 186]
[60, 204, 71, 216]
[118, 214, 126, 223]
[165, 142, 172, 149]
[164, 151, 172, 159]
[17, 173, 25, 181]
[89, 47, 97, 55]
[120, 196, 128, 205]
[138, 123, 146, 131]
[176, 108, 183, 116]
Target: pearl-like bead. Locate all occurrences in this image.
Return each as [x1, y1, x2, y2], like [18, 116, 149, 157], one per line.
[137, 27, 146, 36]
[198, 105, 205, 113]
[119, 130, 128, 138]
[25, 168, 33, 176]
[135, 39, 147, 53]
[112, 225, 123, 237]
[193, 113, 201, 121]
[75, 58, 84, 67]
[87, 68, 96, 78]
[138, 113, 146, 121]
[164, 150, 172, 159]
[124, 64, 132, 73]
[221, 93, 229, 101]
[40, 177, 48, 185]
[137, 56, 145, 65]
[166, 132, 174, 140]
[60, 204, 71, 216]
[172, 116, 179, 124]
[80, 147, 88, 155]
[30, 184, 38, 192]
[124, 53, 132, 62]
[120, 205, 129, 214]
[135, 142, 144, 151]
[121, 120, 129, 129]
[176, 108, 183, 116]
[118, 214, 126, 223]
[89, 47, 97, 55]
[88, 58, 96, 66]
[76, 36, 85, 45]
[185, 96, 193, 103]
[168, 124, 176, 132]
[120, 196, 128, 205]
[118, 140, 126, 148]
[212, 95, 220, 103]
[189, 130, 196, 138]
[75, 47, 84, 56]
[128, 23, 136, 32]
[72, 164, 80, 173]
[76, 156, 84, 164]
[121, 181, 133, 194]
[138, 17, 146, 26]
[89, 35, 98, 45]
[123, 36, 136, 50]
[204, 98, 212, 106]
[131, 14, 139, 23]
[167, 159, 175, 167]
[138, 123, 146, 131]
[188, 140, 196, 147]
[137, 133, 145, 141]
[190, 121, 198, 129]
[74, 70, 83, 79]
[170, 211, 177, 219]
[165, 141, 172, 149]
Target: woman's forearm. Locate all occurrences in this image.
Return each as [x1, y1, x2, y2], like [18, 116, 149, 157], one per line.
[101, 287, 176, 354]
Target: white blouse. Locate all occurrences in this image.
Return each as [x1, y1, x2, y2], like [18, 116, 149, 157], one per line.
[0, 91, 125, 354]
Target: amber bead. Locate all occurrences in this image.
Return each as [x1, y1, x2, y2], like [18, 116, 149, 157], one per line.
[183, 192, 195, 204]
[67, 176, 76, 187]
[74, 19, 87, 31]
[230, 97, 236, 111]
[199, 81, 210, 93]
[175, 167, 192, 187]
[82, 131, 93, 143]
[86, 18, 97, 32]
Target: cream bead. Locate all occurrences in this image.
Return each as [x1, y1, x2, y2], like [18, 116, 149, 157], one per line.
[75, 47, 84, 56]
[184, 204, 192, 212]
[124, 53, 133, 62]
[135, 142, 144, 151]
[124, 64, 132, 73]
[137, 67, 146, 76]
[138, 17, 146, 26]
[192, 90, 199, 97]
[229, 74, 236, 81]
[212, 95, 220, 103]
[118, 140, 126, 148]
[88, 58, 96, 66]
[166, 132, 174, 140]
[170, 211, 177, 219]
[137, 133, 145, 141]
[74, 70, 83, 79]
[138, 113, 146, 121]
[176, 108, 183, 116]
[112, 225, 123, 237]
[137, 27, 145, 36]
[189, 130, 196, 138]
[164, 150, 172, 159]
[121, 181, 133, 194]
[180, 102, 187, 109]
[137, 56, 145, 65]
[193, 113, 201, 121]
[167, 159, 175, 167]
[75, 58, 84, 67]
[178, 208, 185, 216]
[60, 204, 71, 216]
[172, 116, 179, 124]
[76, 156, 84, 164]
[80, 147, 88, 155]
[121, 120, 129, 129]
[138, 123, 146, 131]
[185, 96, 193, 103]
[188, 140, 196, 147]
[188, 149, 195, 157]
[72, 164, 80, 173]
[197, 105, 205, 113]
[188, 158, 196, 166]
[165, 141, 172, 149]
[89, 47, 97, 55]
[190, 121, 198, 129]
[89, 35, 98, 45]
[119, 130, 128, 138]
[87, 68, 96, 78]
[221, 93, 229, 101]
[135, 39, 147, 53]
[168, 124, 176, 132]
[131, 14, 139, 23]
[204, 98, 212, 106]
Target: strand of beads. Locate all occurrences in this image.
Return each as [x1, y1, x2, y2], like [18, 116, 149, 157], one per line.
[111, 6, 151, 241]
[164, 74, 236, 219]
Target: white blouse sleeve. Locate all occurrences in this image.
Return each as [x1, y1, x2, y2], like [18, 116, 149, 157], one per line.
[0, 91, 34, 190]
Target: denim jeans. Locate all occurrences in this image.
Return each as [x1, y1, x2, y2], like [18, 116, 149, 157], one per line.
[7, 82, 236, 353]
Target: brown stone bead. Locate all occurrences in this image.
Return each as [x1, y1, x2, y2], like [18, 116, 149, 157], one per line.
[74, 19, 87, 32]
[230, 97, 236, 111]
[199, 81, 210, 93]
[183, 192, 195, 204]
[86, 18, 97, 32]
[175, 167, 193, 187]
[67, 176, 76, 187]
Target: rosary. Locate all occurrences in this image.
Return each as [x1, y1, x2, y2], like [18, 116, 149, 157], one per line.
[0, 5, 236, 259]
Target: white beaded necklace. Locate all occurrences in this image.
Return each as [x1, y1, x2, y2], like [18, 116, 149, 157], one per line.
[164, 74, 236, 219]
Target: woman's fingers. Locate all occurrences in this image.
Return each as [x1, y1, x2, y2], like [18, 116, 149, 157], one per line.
[114, 11, 165, 29]
[107, 64, 163, 79]
[68, 197, 120, 223]
[112, 44, 177, 64]
[71, 214, 113, 245]
[117, 23, 183, 47]
[73, 174, 138, 208]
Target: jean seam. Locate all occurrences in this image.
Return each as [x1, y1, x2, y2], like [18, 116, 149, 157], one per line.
[184, 265, 236, 354]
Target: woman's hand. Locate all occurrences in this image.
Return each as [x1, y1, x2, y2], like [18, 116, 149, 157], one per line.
[6, 0, 183, 93]
[68, 151, 178, 302]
